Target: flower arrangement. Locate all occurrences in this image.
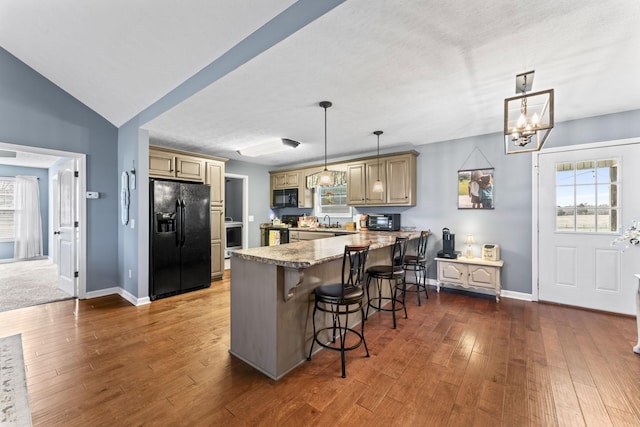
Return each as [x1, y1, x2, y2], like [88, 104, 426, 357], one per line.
[611, 220, 640, 250]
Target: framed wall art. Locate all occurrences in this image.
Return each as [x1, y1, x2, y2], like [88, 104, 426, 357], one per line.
[458, 168, 494, 209]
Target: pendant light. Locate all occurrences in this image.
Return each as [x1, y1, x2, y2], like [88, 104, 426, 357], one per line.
[318, 101, 334, 186]
[372, 130, 384, 193]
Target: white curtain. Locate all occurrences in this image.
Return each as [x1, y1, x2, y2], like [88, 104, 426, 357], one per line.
[13, 175, 43, 259]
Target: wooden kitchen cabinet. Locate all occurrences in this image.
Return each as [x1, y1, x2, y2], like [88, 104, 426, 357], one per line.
[347, 152, 416, 206]
[149, 148, 205, 182]
[272, 171, 300, 189]
[270, 150, 418, 208]
[436, 257, 504, 302]
[206, 160, 225, 207]
[210, 208, 224, 280]
[385, 154, 414, 205]
[206, 160, 225, 280]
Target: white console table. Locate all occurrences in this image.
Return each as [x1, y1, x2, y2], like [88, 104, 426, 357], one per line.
[436, 257, 504, 302]
[634, 274, 640, 355]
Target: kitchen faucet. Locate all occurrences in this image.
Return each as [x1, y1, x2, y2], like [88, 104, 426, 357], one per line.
[323, 215, 331, 227]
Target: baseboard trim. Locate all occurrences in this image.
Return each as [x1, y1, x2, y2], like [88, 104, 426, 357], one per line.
[432, 280, 533, 302]
[501, 289, 533, 301]
[84, 287, 151, 306]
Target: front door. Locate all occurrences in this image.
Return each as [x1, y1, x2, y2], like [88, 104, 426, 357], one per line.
[537, 141, 640, 315]
[57, 159, 77, 296]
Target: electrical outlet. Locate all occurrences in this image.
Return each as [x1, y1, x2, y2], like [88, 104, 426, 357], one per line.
[128, 269, 132, 278]
[130, 219, 135, 229]
[249, 215, 254, 222]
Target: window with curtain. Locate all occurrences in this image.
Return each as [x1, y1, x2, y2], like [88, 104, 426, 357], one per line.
[0, 178, 15, 240]
[13, 175, 43, 259]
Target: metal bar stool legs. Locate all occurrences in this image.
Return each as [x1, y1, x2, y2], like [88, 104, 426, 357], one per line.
[364, 237, 409, 329]
[307, 245, 370, 378]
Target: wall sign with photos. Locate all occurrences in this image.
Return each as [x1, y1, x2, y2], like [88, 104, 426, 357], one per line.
[458, 168, 494, 209]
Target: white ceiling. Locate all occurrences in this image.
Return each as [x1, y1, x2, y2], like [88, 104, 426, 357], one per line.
[2, 0, 640, 167]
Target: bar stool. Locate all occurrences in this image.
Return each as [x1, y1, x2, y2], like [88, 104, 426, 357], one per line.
[307, 244, 370, 378]
[365, 236, 408, 329]
[398, 230, 431, 306]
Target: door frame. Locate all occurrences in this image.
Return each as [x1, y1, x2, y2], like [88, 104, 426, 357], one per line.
[0, 141, 86, 298]
[532, 136, 640, 302]
[225, 173, 249, 251]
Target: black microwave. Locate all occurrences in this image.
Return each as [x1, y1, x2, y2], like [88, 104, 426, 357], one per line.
[272, 188, 298, 208]
[367, 214, 401, 231]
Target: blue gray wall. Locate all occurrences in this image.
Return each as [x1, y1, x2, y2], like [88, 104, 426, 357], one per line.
[0, 47, 119, 292]
[276, 110, 640, 295]
[0, 165, 49, 259]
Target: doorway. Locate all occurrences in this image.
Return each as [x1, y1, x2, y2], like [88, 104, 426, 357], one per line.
[224, 173, 248, 270]
[0, 142, 86, 300]
[533, 138, 640, 315]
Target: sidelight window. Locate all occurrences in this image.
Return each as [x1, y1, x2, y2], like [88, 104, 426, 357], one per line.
[555, 159, 618, 232]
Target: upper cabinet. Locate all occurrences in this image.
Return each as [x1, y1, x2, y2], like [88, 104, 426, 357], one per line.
[272, 171, 300, 189]
[149, 148, 205, 182]
[206, 160, 225, 207]
[347, 152, 416, 206]
[270, 151, 417, 208]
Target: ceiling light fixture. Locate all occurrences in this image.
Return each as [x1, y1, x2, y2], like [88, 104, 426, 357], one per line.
[318, 101, 333, 186]
[236, 138, 300, 157]
[372, 130, 384, 193]
[0, 150, 17, 158]
[504, 70, 554, 154]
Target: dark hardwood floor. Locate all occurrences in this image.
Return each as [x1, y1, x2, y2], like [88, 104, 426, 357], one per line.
[1, 271, 639, 426]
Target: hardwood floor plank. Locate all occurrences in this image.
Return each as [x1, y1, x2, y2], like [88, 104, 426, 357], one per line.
[573, 382, 613, 427]
[1, 272, 639, 426]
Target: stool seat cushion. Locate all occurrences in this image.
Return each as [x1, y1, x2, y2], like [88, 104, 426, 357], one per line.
[367, 264, 404, 278]
[314, 283, 364, 303]
[403, 255, 426, 264]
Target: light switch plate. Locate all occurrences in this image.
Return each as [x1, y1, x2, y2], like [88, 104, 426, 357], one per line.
[86, 191, 99, 199]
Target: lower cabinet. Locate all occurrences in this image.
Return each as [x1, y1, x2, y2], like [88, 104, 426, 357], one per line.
[289, 230, 344, 242]
[211, 208, 224, 280]
[436, 257, 504, 302]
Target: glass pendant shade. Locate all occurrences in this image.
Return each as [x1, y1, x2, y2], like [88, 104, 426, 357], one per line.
[318, 101, 333, 186]
[372, 179, 384, 193]
[318, 168, 333, 186]
[372, 130, 384, 193]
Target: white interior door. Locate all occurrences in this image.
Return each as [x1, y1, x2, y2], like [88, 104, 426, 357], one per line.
[537, 141, 640, 315]
[57, 159, 77, 296]
[52, 175, 59, 265]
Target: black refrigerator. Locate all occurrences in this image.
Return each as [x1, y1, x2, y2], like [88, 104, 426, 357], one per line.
[150, 180, 211, 300]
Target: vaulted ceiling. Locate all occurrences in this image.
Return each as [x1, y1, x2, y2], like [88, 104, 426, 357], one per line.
[2, 0, 639, 166]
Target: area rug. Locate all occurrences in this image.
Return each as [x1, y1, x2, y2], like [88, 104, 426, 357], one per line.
[0, 334, 32, 426]
[0, 259, 73, 313]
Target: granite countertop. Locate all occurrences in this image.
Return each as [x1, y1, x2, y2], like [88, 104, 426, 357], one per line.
[231, 230, 421, 269]
[288, 227, 358, 233]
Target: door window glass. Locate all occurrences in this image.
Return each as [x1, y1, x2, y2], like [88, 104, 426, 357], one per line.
[555, 159, 618, 232]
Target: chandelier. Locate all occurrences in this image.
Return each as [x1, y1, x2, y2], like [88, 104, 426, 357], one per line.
[503, 71, 554, 154]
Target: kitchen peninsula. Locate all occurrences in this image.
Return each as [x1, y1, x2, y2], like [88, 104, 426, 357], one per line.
[229, 230, 420, 380]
